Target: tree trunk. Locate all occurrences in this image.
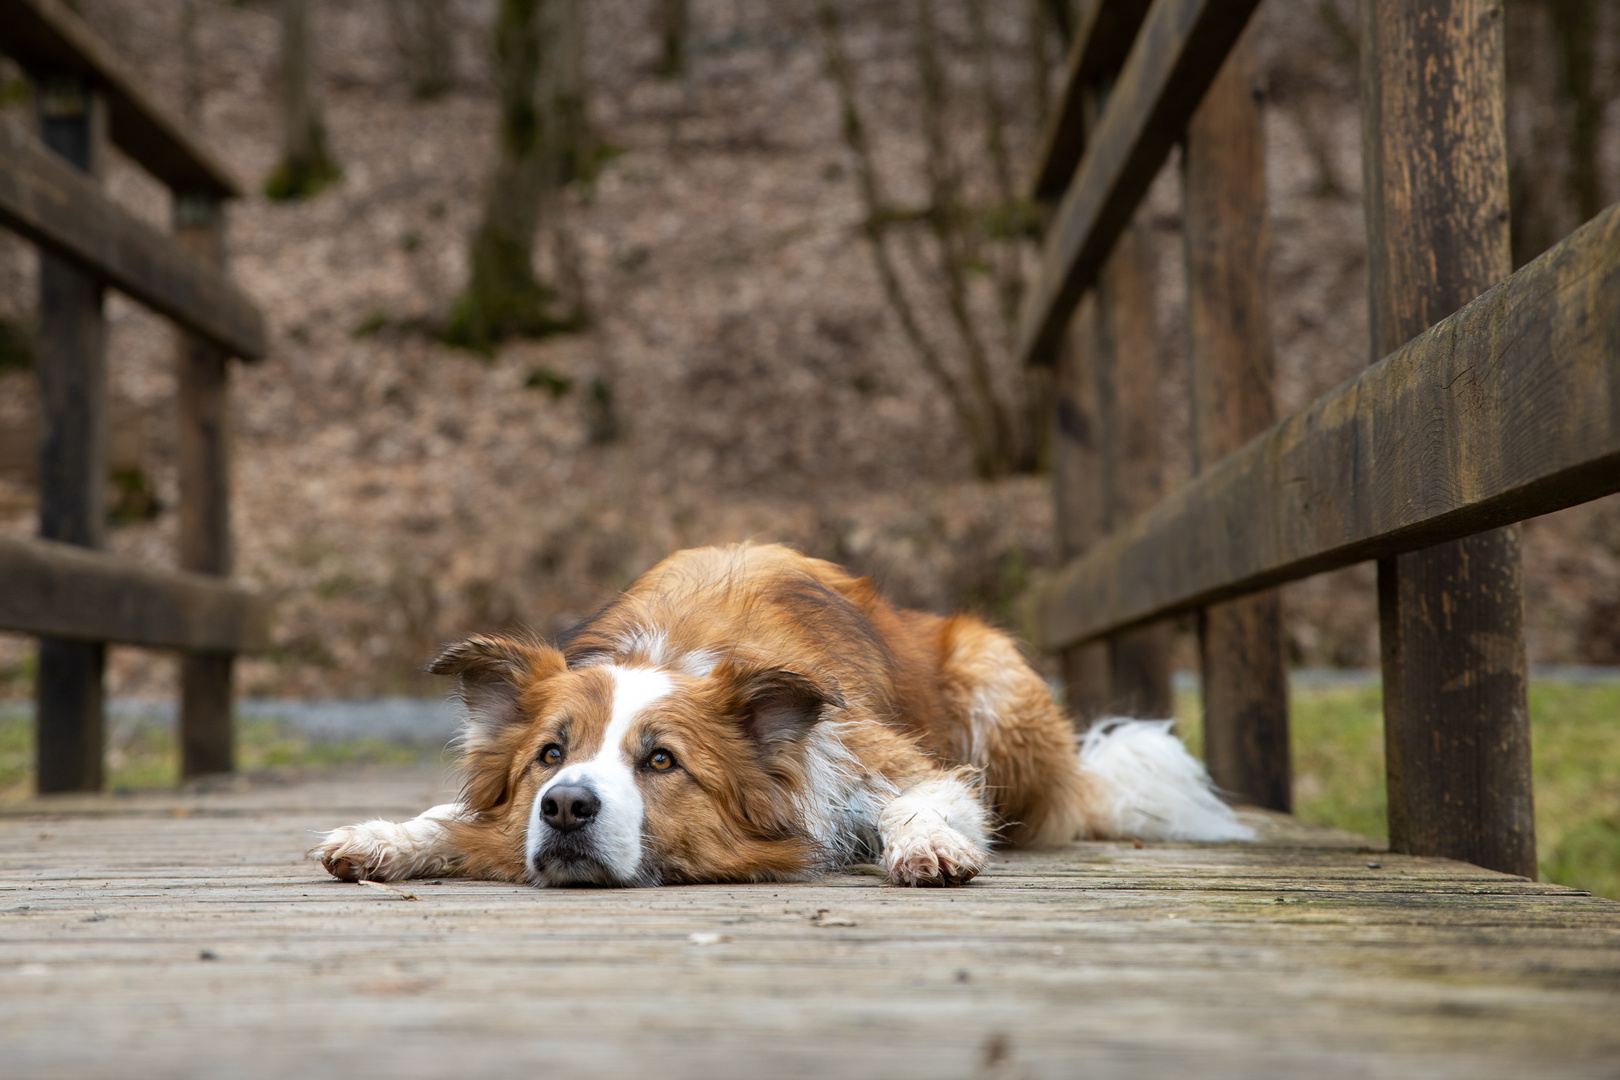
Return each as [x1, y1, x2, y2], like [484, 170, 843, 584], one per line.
[388, 0, 455, 100]
[1505, 0, 1610, 268]
[267, 0, 341, 200]
[180, 0, 204, 126]
[450, 0, 592, 352]
[539, 0, 591, 323]
[653, 0, 688, 80]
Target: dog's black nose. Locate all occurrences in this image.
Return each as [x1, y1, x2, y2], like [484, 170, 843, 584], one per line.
[540, 785, 600, 833]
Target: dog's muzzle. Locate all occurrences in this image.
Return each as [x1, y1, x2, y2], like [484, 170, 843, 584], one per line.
[529, 781, 620, 884]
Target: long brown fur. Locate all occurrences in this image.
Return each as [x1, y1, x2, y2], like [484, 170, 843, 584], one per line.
[317, 543, 1110, 886]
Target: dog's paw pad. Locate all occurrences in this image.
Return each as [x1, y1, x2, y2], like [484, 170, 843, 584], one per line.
[885, 828, 987, 887]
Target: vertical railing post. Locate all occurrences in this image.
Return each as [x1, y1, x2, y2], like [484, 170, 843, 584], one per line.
[173, 190, 236, 779]
[1181, 29, 1290, 810]
[1054, 217, 1171, 721]
[33, 72, 108, 794]
[1095, 218, 1171, 718]
[1050, 64, 1170, 724]
[1360, 0, 1535, 876]
[1053, 291, 1113, 722]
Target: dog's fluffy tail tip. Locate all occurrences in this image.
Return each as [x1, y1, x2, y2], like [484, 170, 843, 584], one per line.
[1078, 718, 1255, 842]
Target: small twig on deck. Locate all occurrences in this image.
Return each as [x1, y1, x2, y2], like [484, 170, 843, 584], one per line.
[357, 879, 420, 901]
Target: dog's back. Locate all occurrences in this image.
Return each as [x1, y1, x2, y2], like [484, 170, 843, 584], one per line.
[557, 543, 1097, 846]
[312, 543, 1250, 889]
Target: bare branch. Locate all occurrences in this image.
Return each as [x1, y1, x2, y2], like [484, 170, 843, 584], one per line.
[815, 0, 991, 461]
[914, 0, 1010, 471]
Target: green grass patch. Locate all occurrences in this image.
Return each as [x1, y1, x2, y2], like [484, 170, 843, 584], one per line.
[1175, 681, 1620, 899]
[0, 710, 446, 803]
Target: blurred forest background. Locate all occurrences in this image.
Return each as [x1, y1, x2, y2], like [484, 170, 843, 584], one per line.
[0, 0, 1617, 705]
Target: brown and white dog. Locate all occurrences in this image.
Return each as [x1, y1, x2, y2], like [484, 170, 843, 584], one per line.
[312, 543, 1249, 888]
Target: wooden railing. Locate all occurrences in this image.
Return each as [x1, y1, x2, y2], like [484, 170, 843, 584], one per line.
[0, 0, 269, 792]
[1024, 0, 1617, 879]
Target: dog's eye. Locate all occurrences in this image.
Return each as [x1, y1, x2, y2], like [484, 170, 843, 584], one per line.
[645, 749, 676, 772]
[539, 744, 564, 766]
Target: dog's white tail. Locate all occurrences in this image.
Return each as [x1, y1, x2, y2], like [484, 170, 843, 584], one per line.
[1078, 719, 1254, 841]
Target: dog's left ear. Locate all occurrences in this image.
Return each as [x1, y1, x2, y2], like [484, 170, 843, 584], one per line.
[430, 634, 565, 810]
[429, 633, 565, 746]
[716, 664, 846, 750]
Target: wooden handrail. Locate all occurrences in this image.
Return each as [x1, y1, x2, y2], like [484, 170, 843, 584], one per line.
[0, 117, 267, 361]
[1016, 0, 1261, 368]
[1029, 202, 1620, 650]
[1029, 0, 1153, 203]
[0, 536, 269, 654]
[0, 0, 241, 198]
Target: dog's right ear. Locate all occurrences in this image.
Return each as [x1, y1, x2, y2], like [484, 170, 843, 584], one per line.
[429, 633, 565, 754]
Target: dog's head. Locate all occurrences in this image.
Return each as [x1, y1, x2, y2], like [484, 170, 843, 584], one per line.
[430, 634, 846, 886]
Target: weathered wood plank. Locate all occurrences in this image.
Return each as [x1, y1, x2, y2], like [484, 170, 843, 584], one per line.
[1029, 0, 1154, 202]
[0, 0, 241, 197]
[0, 116, 266, 361]
[0, 767, 1615, 1078]
[1053, 220, 1170, 719]
[1051, 292, 1115, 719]
[1017, 0, 1263, 368]
[1029, 201, 1620, 651]
[173, 191, 236, 779]
[1360, 0, 1534, 879]
[0, 535, 269, 654]
[1045, 43, 1170, 721]
[1096, 218, 1171, 717]
[33, 72, 107, 796]
[1182, 29, 1289, 809]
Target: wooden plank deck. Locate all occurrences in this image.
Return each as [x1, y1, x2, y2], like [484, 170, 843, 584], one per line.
[3, 766, 1617, 1079]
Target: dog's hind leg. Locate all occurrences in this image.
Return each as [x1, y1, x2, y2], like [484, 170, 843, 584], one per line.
[311, 803, 473, 882]
[878, 772, 990, 886]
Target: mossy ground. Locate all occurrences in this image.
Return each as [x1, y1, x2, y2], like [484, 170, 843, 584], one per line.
[1176, 682, 1620, 900]
[0, 712, 445, 804]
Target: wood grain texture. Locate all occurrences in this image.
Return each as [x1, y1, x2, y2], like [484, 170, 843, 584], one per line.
[1182, 30, 1288, 809]
[1198, 600, 1289, 808]
[1029, 0, 1154, 202]
[0, 0, 241, 197]
[1029, 201, 1620, 652]
[173, 192, 236, 780]
[0, 536, 269, 654]
[1378, 537, 1533, 874]
[1360, 0, 1533, 879]
[0, 117, 266, 361]
[1, 766, 1616, 1078]
[1017, 0, 1263, 368]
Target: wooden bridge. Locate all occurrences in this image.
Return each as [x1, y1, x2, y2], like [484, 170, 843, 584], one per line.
[3, 765, 1619, 1077]
[1, 0, 1618, 1074]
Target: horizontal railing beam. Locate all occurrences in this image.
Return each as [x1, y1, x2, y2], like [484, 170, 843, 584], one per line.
[0, 118, 267, 361]
[1029, 0, 1153, 203]
[1030, 203, 1620, 651]
[0, 536, 270, 654]
[0, 0, 241, 198]
[1017, 0, 1262, 367]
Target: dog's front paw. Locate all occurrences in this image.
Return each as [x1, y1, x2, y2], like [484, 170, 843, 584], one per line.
[309, 821, 410, 882]
[884, 826, 987, 887]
